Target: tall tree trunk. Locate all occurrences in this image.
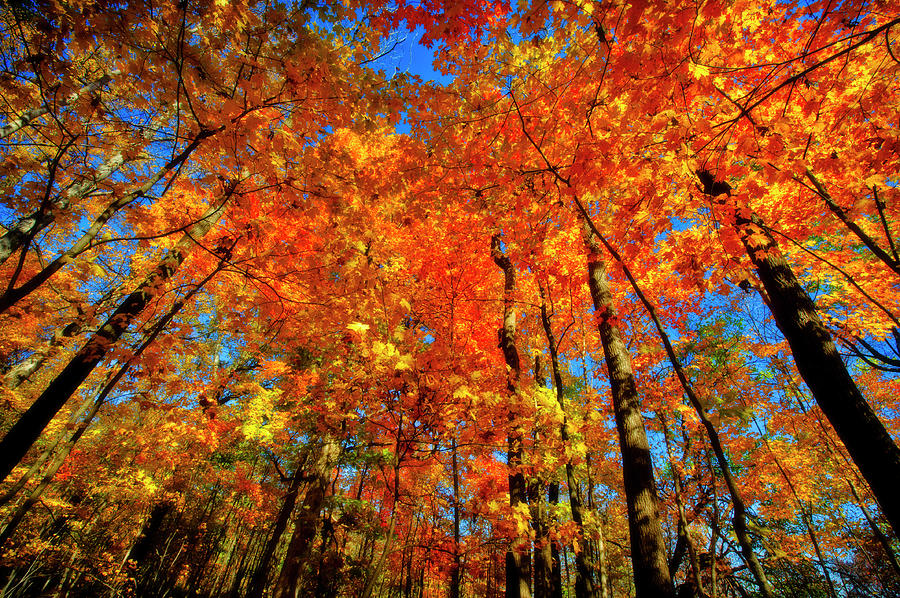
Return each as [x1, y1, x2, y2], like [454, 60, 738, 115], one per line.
[0, 256, 223, 547]
[275, 438, 340, 598]
[451, 436, 463, 598]
[246, 468, 307, 598]
[0, 380, 105, 549]
[126, 502, 176, 571]
[583, 226, 674, 598]
[707, 452, 719, 598]
[531, 356, 554, 598]
[538, 283, 597, 598]
[211, 516, 246, 598]
[0, 386, 96, 508]
[229, 526, 263, 598]
[549, 482, 563, 598]
[702, 183, 900, 535]
[491, 234, 532, 598]
[578, 216, 775, 598]
[0, 184, 234, 484]
[532, 484, 553, 598]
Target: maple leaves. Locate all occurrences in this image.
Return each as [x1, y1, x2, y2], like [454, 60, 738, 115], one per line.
[1, 0, 900, 597]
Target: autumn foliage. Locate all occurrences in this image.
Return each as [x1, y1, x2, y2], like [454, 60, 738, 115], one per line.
[1, 0, 899, 596]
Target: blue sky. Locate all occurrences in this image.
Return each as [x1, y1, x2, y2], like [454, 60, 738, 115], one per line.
[375, 25, 448, 84]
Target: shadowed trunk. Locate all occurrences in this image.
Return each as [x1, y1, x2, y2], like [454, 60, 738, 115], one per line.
[491, 234, 532, 598]
[538, 283, 597, 598]
[451, 437, 463, 598]
[549, 481, 563, 598]
[532, 356, 554, 598]
[275, 438, 340, 598]
[698, 175, 900, 536]
[246, 467, 307, 598]
[577, 213, 775, 598]
[0, 185, 234, 484]
[583, 226, 674, 598]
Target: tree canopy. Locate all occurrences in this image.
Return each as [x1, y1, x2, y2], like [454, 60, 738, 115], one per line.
[1, 0, 899, 596]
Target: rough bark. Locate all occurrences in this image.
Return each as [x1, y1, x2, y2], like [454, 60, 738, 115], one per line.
[578, 218, 775, 598]
[583, 227, 675, 598]
[491, 234, 532, 598]
[275, 438, 340, 598]
[726, 198, 900, 536]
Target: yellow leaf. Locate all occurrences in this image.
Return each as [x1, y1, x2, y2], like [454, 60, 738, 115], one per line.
[347, 322, 369, 334]
[396, 354, 414, 371]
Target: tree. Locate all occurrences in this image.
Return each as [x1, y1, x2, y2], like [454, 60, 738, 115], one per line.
[3, 1, 900, 597]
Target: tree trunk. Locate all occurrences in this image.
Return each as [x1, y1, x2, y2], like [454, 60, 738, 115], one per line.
[531, 356, 554, 598]
[0, 386, 96, 508]
[127, 502, 176, 570]
[0, 185, 233, 484]
[246, 467, 307, 598]
[585, 455, 610, 598]
[538, 283, 597, 598]
[275, 438, 340, 598]
[0, 72, 119, 140]
[451, 436, 463, 598]
[2, 286, 118, 390]
[0, 126, 219, 314]
[723, 196, 900, 536]
[228, 526, 263, 598]
[0, 254, 223, 550]
[549, 482, 563, 598]
[491, 234, 532, 598]
[583, 227, 674, 598]
[707, 452, 719, 598]
[579, 217, 775, 598]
